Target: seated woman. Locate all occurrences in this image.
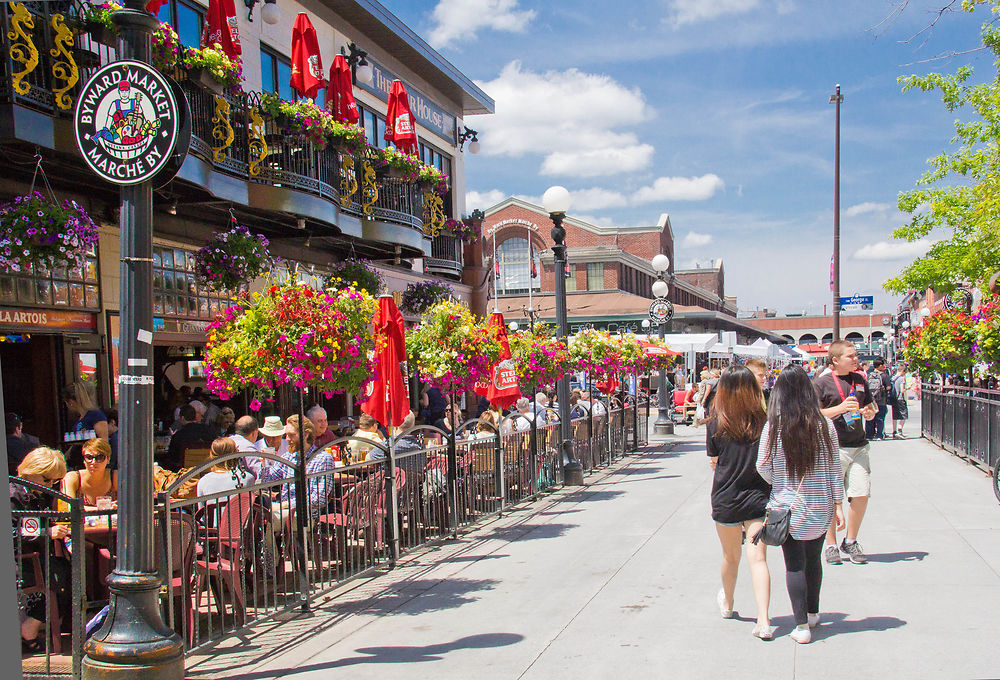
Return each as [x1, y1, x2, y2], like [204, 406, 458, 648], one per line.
[470, 410, 499, 440]
[11, 447, 72, 654]
[62, 439, 117, 511]
[196, 437, 255, 497]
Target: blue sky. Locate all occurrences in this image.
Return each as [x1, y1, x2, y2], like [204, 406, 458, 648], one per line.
[385, 1, 987, 315]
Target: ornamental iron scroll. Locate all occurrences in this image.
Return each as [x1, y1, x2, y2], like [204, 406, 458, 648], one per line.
[211, 95, 235, 163]
[422, 190, 446, 237]
[7, 3, 39, 96]
[49, 14, 78, 110]
[247, 105, 268, 177]
[361, 159, 378, 216]
[339, 154, 358, 207]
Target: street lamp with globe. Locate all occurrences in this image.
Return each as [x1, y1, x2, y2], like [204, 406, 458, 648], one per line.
[650, 254, 674, 435]
[543, 185, 584, 485]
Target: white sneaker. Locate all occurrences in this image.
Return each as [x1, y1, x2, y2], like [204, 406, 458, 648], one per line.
[717, 588, 734, 619]
[790, 626, 811, 644]
[807, 613, 820, 628]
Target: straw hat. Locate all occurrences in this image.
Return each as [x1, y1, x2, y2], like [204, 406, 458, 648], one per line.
[259, 416, 285, 437]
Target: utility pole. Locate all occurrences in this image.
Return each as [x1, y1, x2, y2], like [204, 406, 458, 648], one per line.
[830, 84, 844, 342]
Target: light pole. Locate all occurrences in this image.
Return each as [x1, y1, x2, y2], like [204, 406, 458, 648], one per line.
[651, 254, 673, 435]
[543, 186, 584, 486]
[830, 84, 844, 342]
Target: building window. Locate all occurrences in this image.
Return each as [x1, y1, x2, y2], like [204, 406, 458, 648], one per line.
[566, 264, 577, 292]
[496, 237, 541, 296]
[0, 247, 100, 311]
[260, 47, 295, 102]
[153, 246, 231, 319]
[586, 262, 604, 291]
[155, 0, 204, 49]
[359, 105, 386, 149]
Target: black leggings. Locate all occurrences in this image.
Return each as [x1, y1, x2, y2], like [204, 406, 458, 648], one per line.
[781, 535, 825, 626]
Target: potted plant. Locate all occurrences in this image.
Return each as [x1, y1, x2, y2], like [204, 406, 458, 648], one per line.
[902, 309, 976, 380]
[0, 192, 101, 273]
[442, 218, 479, 243]
[508, 326, 573, 389]
[974, 298, 1000, 373]
[204, 282, 378, 406]
[399, 278, 454, 316]
[405, 299, 501, 394]
[374, 147, 424, 181]
[79, 1, 121, 47]
[326, 258, 384, 297]
[181, 43, 243, 94]
[194, 224, 275, 292]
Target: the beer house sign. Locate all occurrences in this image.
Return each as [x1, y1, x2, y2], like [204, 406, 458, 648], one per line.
[74, 60, 181, 185]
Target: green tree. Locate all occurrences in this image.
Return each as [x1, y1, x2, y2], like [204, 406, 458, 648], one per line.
[885, 0, 1000, 295]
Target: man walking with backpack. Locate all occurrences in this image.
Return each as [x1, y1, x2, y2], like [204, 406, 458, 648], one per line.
[865, 358, 892, 440]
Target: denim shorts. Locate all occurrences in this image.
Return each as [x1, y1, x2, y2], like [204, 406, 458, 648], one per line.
[716, 517, 765, 528]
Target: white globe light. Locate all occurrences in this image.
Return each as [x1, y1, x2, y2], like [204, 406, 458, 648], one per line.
[542, 185, 571, 214]
[261, 1, 281, 25]
[902, 320, 910, 329]
[651, 253, 670, 273]
[920, 307, 931, 317]
[651, 279, 669, 298]
[508, 321, 518, 331]
[355, 62, 374, 85]
[641, 319, 650, 329]
[468, 140, 481, 154]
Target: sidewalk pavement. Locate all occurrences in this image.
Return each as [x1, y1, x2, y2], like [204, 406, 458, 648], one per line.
[187, 401, 1000, 680]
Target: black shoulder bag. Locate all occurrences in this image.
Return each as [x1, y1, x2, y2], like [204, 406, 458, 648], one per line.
[751, 475, 805, 547]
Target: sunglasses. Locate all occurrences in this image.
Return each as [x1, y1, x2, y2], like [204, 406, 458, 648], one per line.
[83, 454, 107, 463]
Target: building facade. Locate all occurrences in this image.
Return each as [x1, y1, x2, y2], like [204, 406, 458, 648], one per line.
[0, 0, 492, 442]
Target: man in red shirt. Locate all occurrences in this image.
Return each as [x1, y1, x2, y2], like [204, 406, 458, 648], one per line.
[813, 340, 878, 564]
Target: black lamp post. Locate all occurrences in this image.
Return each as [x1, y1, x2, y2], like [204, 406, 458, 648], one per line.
[543, 186, 584, 486]
[82, 2, 185, 678]
[651, 254, 674, 436]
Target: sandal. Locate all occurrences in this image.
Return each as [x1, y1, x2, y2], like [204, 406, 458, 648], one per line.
[751, 624, 774, 640]
[21, 637, 44, 655]
[717, 588, 734, 619]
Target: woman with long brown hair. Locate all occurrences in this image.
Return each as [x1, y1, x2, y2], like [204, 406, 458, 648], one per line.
[757, 365, 844, 644]
[707, 365, 772, 639]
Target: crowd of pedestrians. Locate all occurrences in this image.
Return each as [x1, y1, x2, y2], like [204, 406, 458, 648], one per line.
[704, 340, 913, 644]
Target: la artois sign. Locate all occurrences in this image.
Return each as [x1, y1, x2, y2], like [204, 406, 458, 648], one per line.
[74, 60, 182, 185]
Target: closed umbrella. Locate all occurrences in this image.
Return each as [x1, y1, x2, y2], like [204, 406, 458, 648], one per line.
[475, 312, 521, 410]
[384, 79, 418, 154]
[326, 55, 359, 124]
[361, 295, 410, 428]
[201, 0, 242, 60]
[290, 13, 325, 100]
[638, 339, 681, 357]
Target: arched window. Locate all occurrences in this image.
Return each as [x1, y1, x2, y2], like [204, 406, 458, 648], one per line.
[496, 237, 541, 296]
[821, 333, 833, 344]
[782, 335, 795, 344]
[799, 333, 818, 345]
[845, 332, 864, 342]
[871, 330, 885, 339]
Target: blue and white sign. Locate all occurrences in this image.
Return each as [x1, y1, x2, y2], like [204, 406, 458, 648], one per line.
[839, 295, 874, 308]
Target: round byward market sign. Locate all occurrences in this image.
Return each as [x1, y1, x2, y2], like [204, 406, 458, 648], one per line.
[648, 298, 674, 324]
[74, 60, 180, 185]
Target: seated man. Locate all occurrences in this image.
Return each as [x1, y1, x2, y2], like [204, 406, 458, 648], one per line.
[345, 413, 387, 464]
[6, 412, 40, 476]
[164, 404, 215, 471]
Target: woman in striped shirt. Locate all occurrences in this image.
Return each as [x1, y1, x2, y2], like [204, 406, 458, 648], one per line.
[757, 366, 845, 644]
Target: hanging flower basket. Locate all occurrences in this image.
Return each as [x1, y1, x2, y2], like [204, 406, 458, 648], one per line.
[405, 300, 501, 394]
[974, 298, 1000, 373]
[259, 94, 367, 153]
[442, 218, 479, 243]
[194, 224, 275, 292]
[400, 278, 454, 316]
[79, 2, 121, 47]
[326, 258, 384, 297]
[0, 192, 100, 273]
[569, 328, 624, 383]
[902, 309, 976, 379]
[508, 326, 572, 389]
[204, 282, 378, 404]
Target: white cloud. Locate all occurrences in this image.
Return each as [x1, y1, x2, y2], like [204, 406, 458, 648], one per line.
[465, 189, 507, 211]
[472, 61, 654, 177]
[682, 231, 713, 247]
[845, 201, 893, 217]
[853, 239, 934, 261]
[428, 0, 535, 48]
[632, 174, 725, 203]
[567, 188, 629, 211]
[541, 145, 655, 177]
[670, 0, 761, 26]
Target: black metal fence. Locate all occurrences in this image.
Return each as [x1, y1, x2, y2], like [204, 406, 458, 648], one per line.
[11, 392, 651, 676]
[921, 384, 1000, 471]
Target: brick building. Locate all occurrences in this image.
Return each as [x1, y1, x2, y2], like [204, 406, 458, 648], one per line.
[481, 198, 776, 341]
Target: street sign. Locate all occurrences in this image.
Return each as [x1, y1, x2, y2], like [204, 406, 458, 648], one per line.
[839, 294, 873, 310]
[75, 61, 183, 185]
[648, 298, 674, 324]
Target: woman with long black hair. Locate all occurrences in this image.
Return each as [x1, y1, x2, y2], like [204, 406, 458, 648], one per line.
[757, 365, 845, 643]
[706, 365, 772, 639]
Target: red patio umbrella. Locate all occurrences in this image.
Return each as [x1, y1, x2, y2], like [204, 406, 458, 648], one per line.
[384, 79, 418, 154]
[326, 55, 359, 124]
[290, 13, 325, 100]
[361, 295, 410, 429]
[201, 0, 241, 60]
[474, 312, 521, 410]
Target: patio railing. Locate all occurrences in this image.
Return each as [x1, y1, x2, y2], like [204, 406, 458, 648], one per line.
[921, 383, 1000, 472]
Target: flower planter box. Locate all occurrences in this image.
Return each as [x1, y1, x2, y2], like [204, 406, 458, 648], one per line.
[84, 21, 118, 48]
[187, 67, 226, 95]
[377, 166, 408, 180]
